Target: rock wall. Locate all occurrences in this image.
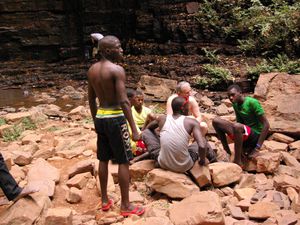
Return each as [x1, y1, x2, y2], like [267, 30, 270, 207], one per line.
[1, 0, 233, 62]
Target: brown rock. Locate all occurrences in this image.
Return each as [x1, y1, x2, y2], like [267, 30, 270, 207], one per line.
[254, 73, 300, 138]
[273, 174, 300, 192]
[289, 140, 300, 150]
[146, 168, 199, 199]
[276, 165, 300, 179]
[256, 150, 282, 173]
[45, 207, 73, 225]
[234, 188, 256, 201]
[209, 162, 242, 187]
[66, 187, 82, 203]
[67, 159, 95, 179]
[168, 191, 224, 225]
[268, 133, 295, 144]
[228, 204, 247, 220]
[189, 163, 211, 187]
[66, 172, 92, 189]
[130, 160, 156, 181]
[263, 140, 288, 152]
[12, 150, 32, 166]
[0, 193, 51, 225]
[281, 152, 300, 169]
[248, 202, 280, 219]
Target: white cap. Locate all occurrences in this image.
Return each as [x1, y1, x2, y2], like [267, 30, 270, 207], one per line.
[90, 33, 104, 41]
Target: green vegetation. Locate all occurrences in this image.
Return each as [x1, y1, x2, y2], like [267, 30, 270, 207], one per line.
[3, 125, 23, 142]
[202, 48, 220, 64]
[21, 117, 37, 130]
[151, 104, 166, 114]
[247, 54, 300, 82]
[2, 117, 37, 142]
[195, 64, 233, 89]
[0, 118, 6, 126]
[196, 0, 300, 57]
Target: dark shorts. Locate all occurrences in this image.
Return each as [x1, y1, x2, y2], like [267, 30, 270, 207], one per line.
[94, 116, 133, 163]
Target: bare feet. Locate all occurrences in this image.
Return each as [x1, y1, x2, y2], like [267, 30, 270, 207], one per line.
[13, 185, 39, 202]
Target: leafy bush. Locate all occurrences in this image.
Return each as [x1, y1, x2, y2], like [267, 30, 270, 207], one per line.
[2, 117, 37, 142]
[3, 125, 22, 142]
[21, 117, 37, 130]
[195, 64, 233, 89]
[247, 54, 300, 82]
[196, 0, 300, 56]
[0, 118, 6, 126]
[202, 48, 220, 64]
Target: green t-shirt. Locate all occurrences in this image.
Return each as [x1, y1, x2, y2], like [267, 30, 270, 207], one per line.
[232, 96, 264, 134]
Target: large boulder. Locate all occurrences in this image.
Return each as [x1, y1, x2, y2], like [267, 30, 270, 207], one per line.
[254, 72, 300, 138]
[137, 75, 177, 102]
[0, 193, 51, 225]
[146, 168, 199, 199]
[168, 191, 225, 225]
[209, 162, 242, 187]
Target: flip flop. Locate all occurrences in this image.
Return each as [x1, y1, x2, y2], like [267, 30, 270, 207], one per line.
[120, 206, 145, 217]
[101, 199, 114, 211]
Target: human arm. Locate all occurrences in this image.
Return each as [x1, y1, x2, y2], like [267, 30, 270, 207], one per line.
[87, 71, 97, 122]
[166, 95, 174, 115]
[192, 121, 207, 166]
[256, 114, 270, 149]
[189, 96, 202, 123]
[114, 67, 139, 141]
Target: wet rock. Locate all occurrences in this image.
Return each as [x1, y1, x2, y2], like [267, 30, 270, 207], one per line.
[146, 168, 199, 199]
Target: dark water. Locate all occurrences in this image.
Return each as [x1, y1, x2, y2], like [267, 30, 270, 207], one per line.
[0, 88, 87, 111]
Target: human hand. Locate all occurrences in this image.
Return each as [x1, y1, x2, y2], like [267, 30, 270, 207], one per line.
[199, 158, 209, 166]
[132, 131, 140, 142]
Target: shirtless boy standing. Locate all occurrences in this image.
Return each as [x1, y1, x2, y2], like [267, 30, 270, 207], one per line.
[87, 35, 144, 216]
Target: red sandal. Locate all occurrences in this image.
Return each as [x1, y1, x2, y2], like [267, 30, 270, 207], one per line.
[101, 199, 114, 211]
[120, 206, 145, 217]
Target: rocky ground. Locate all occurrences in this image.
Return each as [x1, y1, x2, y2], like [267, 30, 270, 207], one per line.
[0, 73, 299, 225]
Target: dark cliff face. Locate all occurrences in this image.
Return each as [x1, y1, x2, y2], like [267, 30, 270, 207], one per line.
[0, 0, 214, 62]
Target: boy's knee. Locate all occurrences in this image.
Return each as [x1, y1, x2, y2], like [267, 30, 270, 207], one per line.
[212, 117, 223, 128]
[233, 123, 244, 133]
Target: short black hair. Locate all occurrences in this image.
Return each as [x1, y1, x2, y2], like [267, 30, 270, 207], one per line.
[135, 90, 143, 96]
[171, 96, 186, 113]
[126, 88, 136, 98]
[227, 84, 242, 92]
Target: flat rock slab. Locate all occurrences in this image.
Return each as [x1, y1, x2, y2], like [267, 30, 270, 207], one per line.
[168, 191, 224, 225]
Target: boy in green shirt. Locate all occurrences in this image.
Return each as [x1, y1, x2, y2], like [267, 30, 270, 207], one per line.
[212, 84, 270, 167]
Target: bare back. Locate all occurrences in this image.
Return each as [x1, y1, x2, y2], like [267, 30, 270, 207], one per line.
[88, 60, 126, 108]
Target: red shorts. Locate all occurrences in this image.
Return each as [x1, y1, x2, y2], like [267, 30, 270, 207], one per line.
[227, 125, 251, 141]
